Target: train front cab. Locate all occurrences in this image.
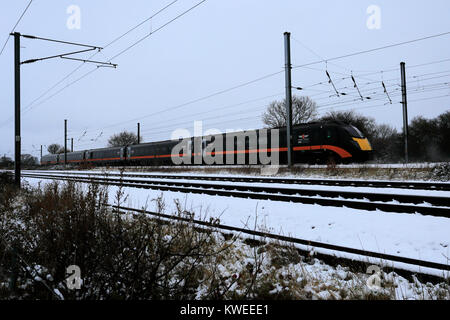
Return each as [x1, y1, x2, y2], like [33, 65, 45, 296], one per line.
[340, 125, 373, 162]
[292, 123, 373, 164]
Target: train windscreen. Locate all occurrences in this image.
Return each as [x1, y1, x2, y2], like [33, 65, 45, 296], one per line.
[345, 126, 365, 138]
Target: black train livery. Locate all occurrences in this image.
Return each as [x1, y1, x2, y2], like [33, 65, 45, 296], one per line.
[41, 121, 373, 166]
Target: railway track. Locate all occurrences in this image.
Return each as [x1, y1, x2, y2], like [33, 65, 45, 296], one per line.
[15, 170, 450, 280]
[21, 172, 450, 218]
[115, 205, 450, 280]
[26, 170, 450, 191]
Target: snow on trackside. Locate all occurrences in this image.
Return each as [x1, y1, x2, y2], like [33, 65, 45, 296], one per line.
[22, 170, 450, 197]
[23, 176, 450, 279]
[25, 166, 450, 184]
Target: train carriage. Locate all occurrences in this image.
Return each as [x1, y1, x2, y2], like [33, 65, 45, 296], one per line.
[127, 140, 180, 165]
[85, 147, 125, 165]
[66, 151, 85, 164]
[41, 154, 59, 165]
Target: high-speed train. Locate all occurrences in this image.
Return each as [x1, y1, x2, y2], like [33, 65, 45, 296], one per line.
[41, 121, 373, 166]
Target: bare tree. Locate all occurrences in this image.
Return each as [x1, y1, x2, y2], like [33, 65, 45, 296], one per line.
[21, 154, 38, 166]
[107, 131, 139, 147]
[262, 95, 318, 128]
[57, 147, 70, 154]
[47, 144, 62, 154]
[0, 156, 13, 168]
[370, 124, 401, 161]
[409, 111, 450, 162]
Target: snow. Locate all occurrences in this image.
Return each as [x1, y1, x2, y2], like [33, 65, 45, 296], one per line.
[23, 170, 450, 197]
[22, 169, 450, 192]
[22, 174, 450, 279]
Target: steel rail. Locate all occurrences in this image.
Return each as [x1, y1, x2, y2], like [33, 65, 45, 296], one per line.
[21, 173, 450, 218]
[25, 170, 450, 191]
[113, 205, 450, 276]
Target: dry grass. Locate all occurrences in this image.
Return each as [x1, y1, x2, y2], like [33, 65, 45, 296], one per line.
[0, 178, 449, 300]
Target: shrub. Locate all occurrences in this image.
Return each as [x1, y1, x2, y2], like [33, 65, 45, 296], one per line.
[430, 163, 450, 181]
[1, 180, 448, 300]
[0, 182, 234, 299]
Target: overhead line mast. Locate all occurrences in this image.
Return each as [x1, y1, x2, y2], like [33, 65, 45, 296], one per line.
[400, 62, 409, 164]
[284, 32, 293, 168]
[11, 32, 117, 186]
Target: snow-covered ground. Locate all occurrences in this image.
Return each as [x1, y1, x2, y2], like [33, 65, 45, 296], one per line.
[22, 173, 450, 279]
[25, 167, 450, 184]
[23, 170, 450, 196]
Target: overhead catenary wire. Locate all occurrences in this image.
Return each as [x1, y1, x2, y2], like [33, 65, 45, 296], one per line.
[317, 93, 450, 117]
[3, 8, 449, 152]
[317, 82, 450, 110]
[8, 0, 210, 136]
[24, 2, 226, 149]
[27, 0, 207, 114]
[317, 82, 448, 108]
[78, 82, 450, 145]
[63, 71, 448, 140]
[292, 31, 450, 70]
[56, 67, 407, 136]
[0, 0, 34, 56]
[291, 35, 386, 78]
[75, 88, 450, 150]
[13, 28, 450, 132]
[99, 70, 284, 131]
[295, 79, 449, 112]
[76, 114, 265, 148]
[108, 0, 207, 62]
[85, 33, 443, 144]
[67, 91, 286, 139]
[67, 66, 447, 137]
[299, 70, 450, 102]
[21, 0, 180, 114]
[292, 63, 450, 96]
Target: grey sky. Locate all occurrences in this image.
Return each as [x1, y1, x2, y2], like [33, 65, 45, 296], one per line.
[1, 0, 449, 159]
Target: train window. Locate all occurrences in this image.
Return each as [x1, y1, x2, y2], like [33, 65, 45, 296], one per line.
[345, 126, 365, 138]
[324, 127, 337, 142]
[311, 129, 320, 144]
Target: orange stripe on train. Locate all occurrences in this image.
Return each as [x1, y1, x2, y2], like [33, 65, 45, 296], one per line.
[65, 145, 352, 163]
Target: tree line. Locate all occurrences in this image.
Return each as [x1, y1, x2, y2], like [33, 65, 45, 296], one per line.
[0, 154, 38, 168]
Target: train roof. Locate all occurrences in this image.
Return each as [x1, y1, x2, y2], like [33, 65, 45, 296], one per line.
[294, 120, 348, 127]
[129, 139, 181, 147]
[88, 146, 124, 152]
[42, 153, 58, 158]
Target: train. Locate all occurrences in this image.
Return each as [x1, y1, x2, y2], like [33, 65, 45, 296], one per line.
[41, 121, 373, 166]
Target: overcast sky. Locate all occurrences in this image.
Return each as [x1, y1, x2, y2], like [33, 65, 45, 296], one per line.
[1, 0, 449, 159]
